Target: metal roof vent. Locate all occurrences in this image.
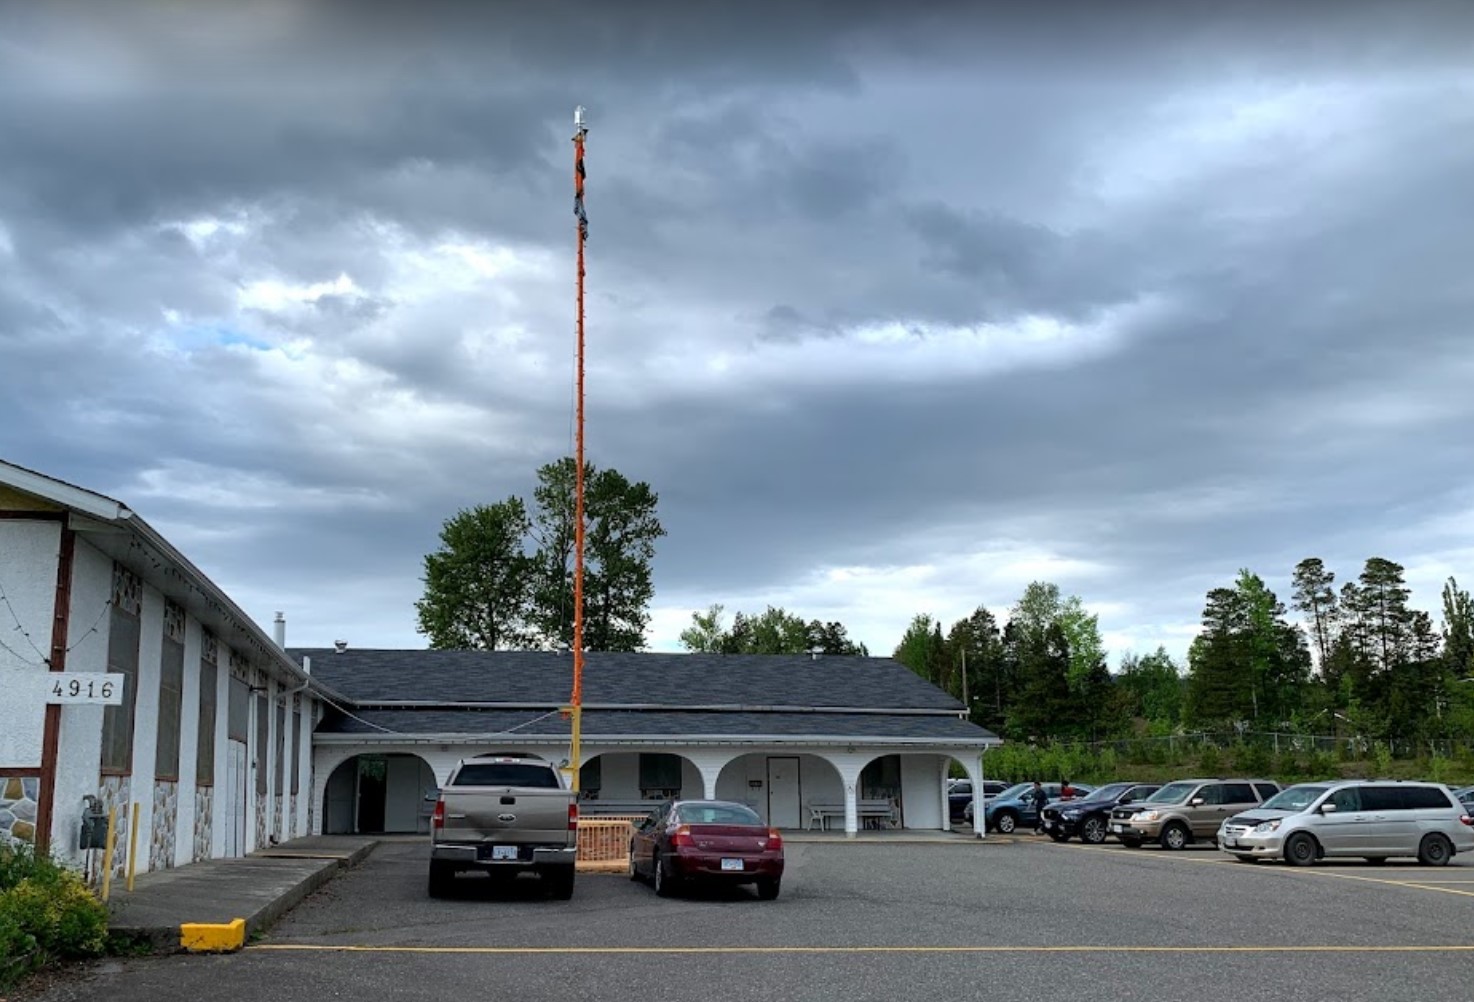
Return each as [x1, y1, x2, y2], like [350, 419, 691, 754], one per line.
[333, 639, 348, 653]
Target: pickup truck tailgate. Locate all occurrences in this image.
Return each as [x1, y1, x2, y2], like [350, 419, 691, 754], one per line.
[439, 786, 573, 844]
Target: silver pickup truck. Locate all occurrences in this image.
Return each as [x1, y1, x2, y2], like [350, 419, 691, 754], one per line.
[428, 753, 578, 899]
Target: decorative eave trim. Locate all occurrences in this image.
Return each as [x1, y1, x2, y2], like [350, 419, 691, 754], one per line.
[312, 732, 1003, 749]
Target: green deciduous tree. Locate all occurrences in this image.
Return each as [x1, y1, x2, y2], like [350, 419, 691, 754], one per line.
[678, 604, 870, 655]
[415, 499, 536, 650]
[529, 458, 665, 652]
[1117, 647, 1184, 728]
[416, 458, 664, 652]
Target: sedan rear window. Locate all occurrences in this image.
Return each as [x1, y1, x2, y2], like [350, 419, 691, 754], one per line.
[451, 763, 561, 788]
[676, 804, 762, 825]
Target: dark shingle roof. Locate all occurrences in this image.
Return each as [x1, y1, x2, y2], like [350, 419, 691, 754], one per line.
[289, 648, 965, 712]
[316, 707, 995, 743]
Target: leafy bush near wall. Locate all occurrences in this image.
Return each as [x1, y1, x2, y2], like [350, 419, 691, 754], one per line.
[0, 843, 108, 988]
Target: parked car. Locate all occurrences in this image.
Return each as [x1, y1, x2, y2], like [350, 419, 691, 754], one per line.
[971, 782, 1094, 833]
[1451, 785, 1474, 811]
[948, 779, 1009, 822]
[1219, 780, 1474, 866]
[428, 753, 578, 898]
[629, 799, 784, 899]
[1040, 782, 1161, 844]
[1109, 777, 1281, 850]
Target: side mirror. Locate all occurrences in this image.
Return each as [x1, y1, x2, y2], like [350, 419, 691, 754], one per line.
[1189, 797, 1205, 806]
[1320, 802, 1338, 814]
[1119, 795, 1134, 805]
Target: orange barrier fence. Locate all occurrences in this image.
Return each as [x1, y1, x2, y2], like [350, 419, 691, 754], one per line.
[575, 817, 638, 872]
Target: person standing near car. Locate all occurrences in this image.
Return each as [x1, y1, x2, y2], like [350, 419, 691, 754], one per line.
[1030, 781, 1048, 834]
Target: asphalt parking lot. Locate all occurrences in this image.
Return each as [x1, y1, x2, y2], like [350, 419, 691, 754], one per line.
[20, 836, 1474, 1002]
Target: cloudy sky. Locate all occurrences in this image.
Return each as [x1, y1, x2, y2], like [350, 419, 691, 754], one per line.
[3, 0, 1472, 663]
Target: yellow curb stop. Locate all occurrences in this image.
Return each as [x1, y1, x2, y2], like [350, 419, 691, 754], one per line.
[180, 917, 246, 953]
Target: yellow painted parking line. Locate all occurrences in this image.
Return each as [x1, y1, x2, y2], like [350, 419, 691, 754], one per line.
[249, 943, 1474, 955]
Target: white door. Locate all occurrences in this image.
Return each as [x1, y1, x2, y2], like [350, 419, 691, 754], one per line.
[767, 757, 801, 828]
[225, 740, 247, 857]
[384, 756, 421, 832]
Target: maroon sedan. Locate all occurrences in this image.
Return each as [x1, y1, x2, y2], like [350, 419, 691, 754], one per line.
[628, 799, 784, 899]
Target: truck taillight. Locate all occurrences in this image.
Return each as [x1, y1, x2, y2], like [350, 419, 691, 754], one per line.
[431, 798, 445, 830]
[766, 827, 783, 849]
[568, 803, 579, 830]
[670, 824, 694, 847]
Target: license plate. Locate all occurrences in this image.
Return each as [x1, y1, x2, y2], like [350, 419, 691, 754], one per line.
[491, 844, 518, 861]
[720, 858, 743, 871]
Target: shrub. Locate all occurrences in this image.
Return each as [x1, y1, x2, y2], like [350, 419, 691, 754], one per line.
[1231, 742, 1272, 776]
[0, 843, 108, 988]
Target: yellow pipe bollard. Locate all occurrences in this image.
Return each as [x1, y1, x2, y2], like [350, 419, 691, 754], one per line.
[100, 805, 118, 903]
[126, 802, 141, 892]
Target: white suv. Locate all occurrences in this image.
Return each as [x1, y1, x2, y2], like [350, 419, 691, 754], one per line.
[1219, 780, 1474, 866]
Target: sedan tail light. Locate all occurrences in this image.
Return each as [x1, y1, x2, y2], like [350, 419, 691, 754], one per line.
[568, 803, 579, 830]
[766, 828, 783, 849]
[431, 798, 445, 830]
[670, 824, 694, 847]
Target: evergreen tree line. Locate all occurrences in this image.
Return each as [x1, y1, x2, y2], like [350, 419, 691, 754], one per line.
[890, 559, 1474, 753]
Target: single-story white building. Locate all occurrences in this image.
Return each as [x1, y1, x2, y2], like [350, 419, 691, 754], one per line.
[2, 456, 1001, 877]
[0, 459, 335, 874]
[295, 647, 1001, 837]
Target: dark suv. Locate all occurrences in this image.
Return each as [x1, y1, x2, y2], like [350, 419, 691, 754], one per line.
[1040, 782, 1162, 844]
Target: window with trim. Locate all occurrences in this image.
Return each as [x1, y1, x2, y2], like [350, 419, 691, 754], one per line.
[155, 611, 185, 780]
[274, 699, 286, 795]
[100, 602, 141, 774]
[255, 693, 269, 795]
[196, 637, 218, 786]
[638, 753, 682, 799]
[290, 708, 302, 795]
[227, 676, 249, 744]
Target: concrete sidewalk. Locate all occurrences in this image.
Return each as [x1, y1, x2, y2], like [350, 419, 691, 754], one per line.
[106, 835, 378, 953]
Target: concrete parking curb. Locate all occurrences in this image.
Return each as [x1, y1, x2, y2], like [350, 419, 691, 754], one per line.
[107, 838, 379, 954]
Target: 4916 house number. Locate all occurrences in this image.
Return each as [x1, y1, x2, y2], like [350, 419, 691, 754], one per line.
[45, 673, 124, 705]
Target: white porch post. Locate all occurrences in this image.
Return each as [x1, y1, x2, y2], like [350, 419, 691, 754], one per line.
[964, 747, 988, 839]
[940, 758, 952, 833]
[683, 750, 736, 801]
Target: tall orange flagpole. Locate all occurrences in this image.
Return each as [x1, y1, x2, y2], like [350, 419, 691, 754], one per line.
[568, 105, 588, 792]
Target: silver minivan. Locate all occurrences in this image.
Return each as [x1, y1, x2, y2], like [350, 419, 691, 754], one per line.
[1219, 780, 1474, 866]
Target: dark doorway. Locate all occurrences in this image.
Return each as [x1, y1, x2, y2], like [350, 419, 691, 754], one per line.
[355, 756, 387, 833]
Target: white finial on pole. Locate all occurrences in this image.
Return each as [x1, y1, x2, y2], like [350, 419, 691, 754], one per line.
[574, 105, 587, 131]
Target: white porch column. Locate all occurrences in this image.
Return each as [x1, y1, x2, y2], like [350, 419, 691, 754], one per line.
[681, 750, 737, 801]
[963, 748, 988, 840]
[940, 759, 952, 833]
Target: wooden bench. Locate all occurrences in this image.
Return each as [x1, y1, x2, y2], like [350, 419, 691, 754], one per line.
[806, 800, 896, 830]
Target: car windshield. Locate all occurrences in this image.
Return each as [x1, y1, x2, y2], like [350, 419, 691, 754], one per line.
[1260, 785, 1329, 811]
[1086, 783, 1131, 801]
[676, 804, 762, 825]
[1142, 781, 1198, 804]
[996, 783, 1033, 801]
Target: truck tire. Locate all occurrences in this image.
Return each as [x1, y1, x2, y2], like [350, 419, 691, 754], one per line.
[545, 868, 576, 900]
[427, 861, 454, 898]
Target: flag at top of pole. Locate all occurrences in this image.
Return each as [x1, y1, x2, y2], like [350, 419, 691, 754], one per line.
[574, 105, 588, 241]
